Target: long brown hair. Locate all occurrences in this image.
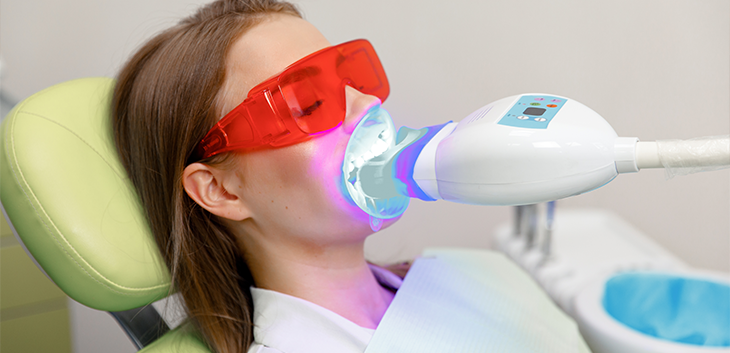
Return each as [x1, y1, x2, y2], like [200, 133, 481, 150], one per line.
[111, 1, 300, 351]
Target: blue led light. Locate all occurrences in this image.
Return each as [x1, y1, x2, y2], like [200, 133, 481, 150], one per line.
[392, 122, 452, 201]
[342, 107, 410, 219]
[342, 108, 450, 219]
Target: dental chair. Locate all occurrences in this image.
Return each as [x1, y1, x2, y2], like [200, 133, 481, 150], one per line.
[0, 77, 211, 352]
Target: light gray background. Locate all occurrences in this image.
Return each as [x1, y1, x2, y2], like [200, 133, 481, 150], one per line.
[1, 1, 728, 352]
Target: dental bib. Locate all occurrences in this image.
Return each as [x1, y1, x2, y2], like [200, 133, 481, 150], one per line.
[365, 248, 591, 353]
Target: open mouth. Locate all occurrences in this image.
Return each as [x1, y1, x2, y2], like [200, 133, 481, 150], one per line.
[342, 107, 409, 219]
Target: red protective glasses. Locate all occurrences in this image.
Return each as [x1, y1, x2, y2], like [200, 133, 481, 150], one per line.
[192, 39, 389, 161]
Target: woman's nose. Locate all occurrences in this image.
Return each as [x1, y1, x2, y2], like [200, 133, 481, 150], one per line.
[343, 86, 381, 133]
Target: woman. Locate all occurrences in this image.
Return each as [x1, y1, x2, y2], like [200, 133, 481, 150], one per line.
[112, 0, 404, 352]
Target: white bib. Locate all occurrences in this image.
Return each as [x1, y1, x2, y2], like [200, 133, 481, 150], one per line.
[365, 248, 591, 352]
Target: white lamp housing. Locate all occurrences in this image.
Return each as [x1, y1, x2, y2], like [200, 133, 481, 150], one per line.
[413, 94, 636, 205]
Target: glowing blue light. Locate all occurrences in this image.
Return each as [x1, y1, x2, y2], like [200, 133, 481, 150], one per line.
[342, 106, 451, 219]
[342, 107, 409, 219]
[392, 122, 451, 201]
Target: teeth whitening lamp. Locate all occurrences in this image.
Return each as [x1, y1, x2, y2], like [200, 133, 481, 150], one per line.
[343, 94, 730, 222]
[343, 94, 730, 352]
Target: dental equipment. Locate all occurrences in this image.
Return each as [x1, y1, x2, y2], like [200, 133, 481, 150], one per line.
[495, 208, 730, 353]
[344, 94, 730, 220]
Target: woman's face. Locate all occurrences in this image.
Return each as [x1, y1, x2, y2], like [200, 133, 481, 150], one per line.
[219, 14, 398, 249]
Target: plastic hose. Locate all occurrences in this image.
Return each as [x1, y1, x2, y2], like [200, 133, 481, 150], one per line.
[635, 135, 730, 178]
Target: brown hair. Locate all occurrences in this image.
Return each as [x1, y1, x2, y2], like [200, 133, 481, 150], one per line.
[111, 1, 300, 351]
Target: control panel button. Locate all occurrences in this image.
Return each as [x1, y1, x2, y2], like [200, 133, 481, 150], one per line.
[534, 97, 544, 101]
[551, 99, 562, 102]
[534, 117, 547, 122]
[547, 104, 557, 108]
[530, 102, 541, 106]
[517, 116, 530, 120]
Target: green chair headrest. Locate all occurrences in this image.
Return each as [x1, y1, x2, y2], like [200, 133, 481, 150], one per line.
[1, 77, 171, 311]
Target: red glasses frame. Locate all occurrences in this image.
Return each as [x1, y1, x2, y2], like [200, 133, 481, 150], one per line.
[192, 39, 389, 161]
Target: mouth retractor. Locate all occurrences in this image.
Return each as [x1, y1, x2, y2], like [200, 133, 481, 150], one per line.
[343, 107, 450, 219]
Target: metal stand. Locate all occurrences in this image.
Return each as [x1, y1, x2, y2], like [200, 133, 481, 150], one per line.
[109, 305, 170, 350]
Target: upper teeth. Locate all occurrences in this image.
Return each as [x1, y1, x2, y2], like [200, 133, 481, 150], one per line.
[371, 139, 389, 156]
[351, 134, 391, 171]
[354, 156, 366, 168]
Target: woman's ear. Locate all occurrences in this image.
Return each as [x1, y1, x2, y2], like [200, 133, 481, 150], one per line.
[182, 162, 251, 221]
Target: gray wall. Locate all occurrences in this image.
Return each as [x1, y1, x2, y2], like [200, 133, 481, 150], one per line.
[3, 0, 727, 272]
[302, 0, 730, 273]
[1, 0, 728, 351]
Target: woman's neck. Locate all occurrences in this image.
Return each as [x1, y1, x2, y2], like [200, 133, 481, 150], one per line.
[241, 235, 394, 329]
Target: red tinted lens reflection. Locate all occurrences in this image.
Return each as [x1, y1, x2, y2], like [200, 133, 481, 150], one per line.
[279, 40, 389, 133]
[336, 46, 388, 98]
[280, 63, 344, 133]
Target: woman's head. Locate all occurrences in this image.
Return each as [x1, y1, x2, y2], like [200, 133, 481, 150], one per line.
[112, 0, 394, 351]
[181, 14, 395, 264]
[112, 1, 303, 351]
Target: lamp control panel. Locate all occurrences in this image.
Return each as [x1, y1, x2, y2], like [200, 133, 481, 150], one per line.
[497, 95, 567, 129]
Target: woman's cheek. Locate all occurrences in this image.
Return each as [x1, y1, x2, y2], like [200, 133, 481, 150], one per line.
[310, 131, 360, 212]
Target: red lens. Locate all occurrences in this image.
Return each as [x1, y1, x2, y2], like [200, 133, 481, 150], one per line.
[279, 40, 389, 133]
[336, 41, 389, 101]
[280, 64, 344, 133]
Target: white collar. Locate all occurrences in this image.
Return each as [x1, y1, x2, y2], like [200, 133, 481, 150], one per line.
[250, 264, 402, 353]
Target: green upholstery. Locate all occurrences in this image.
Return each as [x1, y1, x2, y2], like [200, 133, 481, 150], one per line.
[1, 77, 219, 352]
[139, 326, 210, 353]
[0, 77, 170, 310]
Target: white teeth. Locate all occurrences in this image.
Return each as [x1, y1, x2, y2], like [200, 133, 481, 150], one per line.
[347, 130, 393, 178]
[354, 156, 365, 168]
[371, 139, 389, 156]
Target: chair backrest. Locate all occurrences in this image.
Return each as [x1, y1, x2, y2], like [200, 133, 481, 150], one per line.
[0, 77, 171, 311]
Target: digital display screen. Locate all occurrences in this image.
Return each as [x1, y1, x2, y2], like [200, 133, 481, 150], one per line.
[523, 107, 546, 116]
